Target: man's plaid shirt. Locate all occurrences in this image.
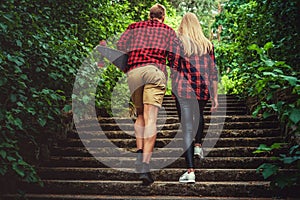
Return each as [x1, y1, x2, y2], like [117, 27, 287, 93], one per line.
[172, 44, 218, 101]
[117, 19, 180, 74]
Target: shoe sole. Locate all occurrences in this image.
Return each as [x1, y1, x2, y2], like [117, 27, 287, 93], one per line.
[179, 180, 196, 184]
[194, 153, 204, 159]
[139, 174, 154, 186]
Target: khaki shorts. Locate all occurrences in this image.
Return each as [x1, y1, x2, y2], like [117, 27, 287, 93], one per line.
[127, 65, 166, 110]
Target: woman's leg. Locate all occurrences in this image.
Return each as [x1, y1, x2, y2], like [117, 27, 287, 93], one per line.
[179, 98, 196, 169]
[194, 100, 207, 145]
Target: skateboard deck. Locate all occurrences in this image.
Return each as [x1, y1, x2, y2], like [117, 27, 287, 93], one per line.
[96, 45, 128, 71]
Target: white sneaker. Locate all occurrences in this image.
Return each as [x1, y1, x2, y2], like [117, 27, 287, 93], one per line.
[179, 171, 195, 183]
[194, 146, 204, 159]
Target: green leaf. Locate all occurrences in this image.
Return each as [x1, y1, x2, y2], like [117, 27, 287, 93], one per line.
[0, 78, 7, 87]
[264, 59, 275, 67]
[16, 40, 22, 47]
[253, 144, 271, 154]
[0, 150, 7, 159]
[38, 117, 47, 127]
[82, 95, 91, 104]
[289, 145, 299, 154]
[62, 104, 72, 113]
[263, 72, 276, 77]
[7, 156, 17, 162]
[270, 143, 285, 149]
[280, 75, 298, 86]
[262, 111, 272, 119]
[281, 156, 300, 164]
[263, 42, 274, 51]
[257, 163, 279, 179]
[289, 109, 300, 124]
[12, 162, 25, 177]
[0, 166, 8, 175]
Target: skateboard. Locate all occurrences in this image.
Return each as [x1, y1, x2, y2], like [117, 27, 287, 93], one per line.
[96, 45, 128, 71]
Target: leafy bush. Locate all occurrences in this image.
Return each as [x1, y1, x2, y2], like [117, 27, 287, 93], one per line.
[254, 143, 300, 189]
[213, 0, 300, 190]
[0, 0, 137, 192]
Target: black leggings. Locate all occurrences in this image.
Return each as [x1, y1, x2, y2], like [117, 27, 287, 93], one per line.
[176, 98, 207, 169]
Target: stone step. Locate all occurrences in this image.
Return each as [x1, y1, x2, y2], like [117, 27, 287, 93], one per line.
[38, 168, 266, 181]
[44, 157, 275, 169]
[2, 194, 281, 200]
[160, 110, 246, 116]
[52, 145, 278, 158]
[76, 122, 279, 133]
[68, 128, 281, 139]
[94, 115, 277, 124]
[76, 121, 279, 132]
[19, 180, 276, 198]
[162, 106, 246, 111]
[55, 137, 282, 149]
[38, 168, 297, 183]
[163, 94, 241, 100]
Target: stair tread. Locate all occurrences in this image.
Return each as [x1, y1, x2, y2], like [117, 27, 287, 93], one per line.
[3, 194, 277, 200]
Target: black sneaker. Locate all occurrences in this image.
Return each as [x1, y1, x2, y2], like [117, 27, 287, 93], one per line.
[139, 162, 154, 186]
[135, 149, 143, 173]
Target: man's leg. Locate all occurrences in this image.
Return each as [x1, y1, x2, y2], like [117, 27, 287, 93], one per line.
[134, 109, 145, 150]
[142, 104, 159, 164]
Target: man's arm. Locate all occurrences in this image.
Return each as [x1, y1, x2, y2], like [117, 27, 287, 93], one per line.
[117, 25, 132, 52]
[167, 33, 182, 71]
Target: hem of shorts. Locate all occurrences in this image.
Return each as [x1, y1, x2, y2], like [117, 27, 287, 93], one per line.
[143, 102, 162, 108]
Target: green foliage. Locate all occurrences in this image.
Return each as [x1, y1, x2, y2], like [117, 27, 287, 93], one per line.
[0, 0, 137, 191]
[254, 144, 300, 189]
[213, 0, 300, 189]
[168, 0, 219, 36]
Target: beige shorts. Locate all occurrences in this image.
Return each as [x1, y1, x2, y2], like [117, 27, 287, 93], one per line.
[127, 65, 166, 110]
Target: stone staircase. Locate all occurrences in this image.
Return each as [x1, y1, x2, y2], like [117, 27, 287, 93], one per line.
[3, 95, 299, 199]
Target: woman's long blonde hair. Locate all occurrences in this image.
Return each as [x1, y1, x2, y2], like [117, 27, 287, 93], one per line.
[178, 12, 213, 57]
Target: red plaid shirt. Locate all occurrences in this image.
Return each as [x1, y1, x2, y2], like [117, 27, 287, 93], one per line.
[117, 19, 180, 74]
[172, 44, 218, 100]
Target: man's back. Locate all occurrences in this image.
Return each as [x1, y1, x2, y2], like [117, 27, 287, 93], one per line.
[117, 19, 178, 73]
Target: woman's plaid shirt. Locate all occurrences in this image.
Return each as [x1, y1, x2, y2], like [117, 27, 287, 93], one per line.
[117, 19, 180, 74]
[172, 44, 218, 101]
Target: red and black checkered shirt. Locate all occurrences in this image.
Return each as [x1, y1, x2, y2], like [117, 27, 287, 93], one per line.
[172, 44, 218, 100]
[117, 19, 180, 74]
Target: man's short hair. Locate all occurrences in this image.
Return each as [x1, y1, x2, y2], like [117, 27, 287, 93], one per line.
[149, 4, 166, 19]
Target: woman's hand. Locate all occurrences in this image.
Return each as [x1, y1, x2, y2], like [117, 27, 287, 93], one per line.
[210, 97, 218, 112]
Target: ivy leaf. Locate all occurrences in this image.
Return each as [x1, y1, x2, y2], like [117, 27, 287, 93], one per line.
[280, 75, 298, 86]
[82, 95, 91, 105]
[289, 109, 300, 124]
[38, 117, 47, 127]
[257, 163, 279, 179]
[263, 42, 274, 51]
[0, 150, 7, 159]
[12, 162, 25, 177]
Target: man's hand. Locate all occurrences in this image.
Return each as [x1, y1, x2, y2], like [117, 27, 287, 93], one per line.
[98, 40, 107, 68]
[99, 40, 107, 46]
